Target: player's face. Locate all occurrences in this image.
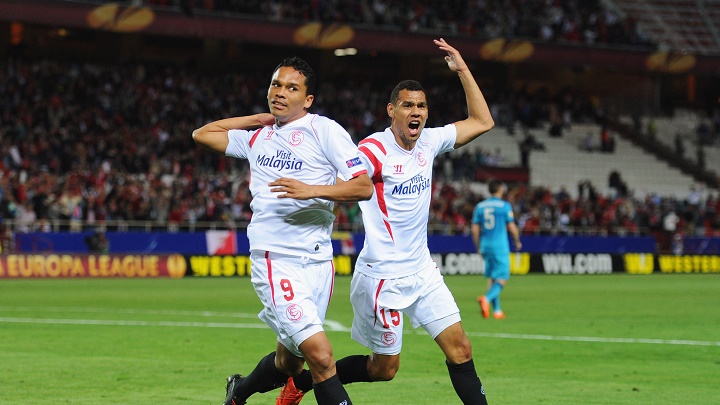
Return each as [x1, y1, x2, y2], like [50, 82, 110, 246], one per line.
[388, 89, 428, 150]
[267, 66, 314, 125]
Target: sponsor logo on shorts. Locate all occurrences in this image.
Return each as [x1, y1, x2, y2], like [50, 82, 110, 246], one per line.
[380, 331, 397, 346]
[286, 304, 303, 322]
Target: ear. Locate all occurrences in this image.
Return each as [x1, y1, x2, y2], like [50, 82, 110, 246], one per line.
[304, 94, 314, 109]
[387, 102, 394, 118]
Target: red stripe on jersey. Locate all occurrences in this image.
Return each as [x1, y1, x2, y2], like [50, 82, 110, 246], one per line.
[359, 146, 382, 179]
[247, 129, 263, 191]
[376, 182, 394, 242]
[373, 279, 386, 327]
[360, 145, 394, 242]
[359, 138, 387, 155]
[265, 251, 275, 307]
[248, 128, 263, 148]
[382, 217, 394, 242]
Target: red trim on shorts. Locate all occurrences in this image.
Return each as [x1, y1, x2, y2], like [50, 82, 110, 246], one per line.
[329, 261, 335, 306]
[373, 279, 385, 327]
[249, 128, 263, 148]
[265, 251, 275, 307]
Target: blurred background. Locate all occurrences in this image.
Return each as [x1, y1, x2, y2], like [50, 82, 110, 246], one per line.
[0, 0, 719, 259]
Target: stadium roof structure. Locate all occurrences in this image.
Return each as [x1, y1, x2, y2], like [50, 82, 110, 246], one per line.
[2, 0, 720, 76]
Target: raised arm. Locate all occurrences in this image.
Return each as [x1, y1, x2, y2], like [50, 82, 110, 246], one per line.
[192, 113, 276, 154]
[434, 38, 495, 148]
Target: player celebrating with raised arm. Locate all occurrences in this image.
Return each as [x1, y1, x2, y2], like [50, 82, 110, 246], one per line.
[471, 179, 522, 320]
[193, 57, 372, 405]
[277, 38, 495, 405]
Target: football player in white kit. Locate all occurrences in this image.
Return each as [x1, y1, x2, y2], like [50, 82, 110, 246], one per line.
[278, 38, 495, 405]
[193, 57, 372, 405]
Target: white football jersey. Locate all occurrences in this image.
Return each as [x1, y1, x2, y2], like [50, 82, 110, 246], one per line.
[226, 113, 368, 260]
[356, 123, 456, 278]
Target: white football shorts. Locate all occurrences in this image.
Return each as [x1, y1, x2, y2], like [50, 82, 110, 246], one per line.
[250, 250, 335, 357]
[350, 258, 461, 355]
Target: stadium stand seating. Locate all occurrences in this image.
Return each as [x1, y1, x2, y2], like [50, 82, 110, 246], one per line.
[528, 123, 698, 198]
[607, 0, 720, 55]
[618, 111, 720, 177]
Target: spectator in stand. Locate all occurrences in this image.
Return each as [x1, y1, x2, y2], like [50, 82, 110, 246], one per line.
[14, 201, 37, 233]
[696, 121, 712, 145]
[187, 0, 653, 49]
[674, 133, 685, 159]
[646, 118, 657, 141]
[581, 130, 596, 152]
[600, 126, 615, 153]
[696, 145, 706, 170]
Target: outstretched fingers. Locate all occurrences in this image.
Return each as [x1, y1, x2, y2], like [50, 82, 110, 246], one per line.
[433, 38, 467, 72]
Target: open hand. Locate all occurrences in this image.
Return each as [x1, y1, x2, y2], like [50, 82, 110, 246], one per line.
[257, 113, 276, 126]
[434, 38, 468, 73]
[269, 177, 315, 200]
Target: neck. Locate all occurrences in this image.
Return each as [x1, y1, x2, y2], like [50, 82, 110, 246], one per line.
[276, 111, 308, 127]
[392, 129, 417, 151]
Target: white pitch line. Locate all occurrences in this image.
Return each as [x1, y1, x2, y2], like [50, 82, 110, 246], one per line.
[464, 331, 720, 347]
[0, 306, 259, 319]
[0, 316, 353, 332]
[1, 307, 717, 347]
[0, 317, 270, 329]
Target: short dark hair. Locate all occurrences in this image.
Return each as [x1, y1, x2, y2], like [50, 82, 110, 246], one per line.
[488, 179, 505, 194]
[389, 80, 425, 105]
[273, 57, 316, 96]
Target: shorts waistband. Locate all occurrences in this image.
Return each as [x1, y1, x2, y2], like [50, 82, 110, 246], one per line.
[251, 250, 326, 265]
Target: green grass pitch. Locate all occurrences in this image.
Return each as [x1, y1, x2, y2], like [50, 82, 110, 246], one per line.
[1, 273, 718, 404]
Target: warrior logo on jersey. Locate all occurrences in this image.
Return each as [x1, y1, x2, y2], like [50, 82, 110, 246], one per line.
[391, 174, 431, 196]
[289, 130, 304, 146]
[256, 150, 304, 171]
[264, 130, 274, 140]
[393, 164, 403, 174]
[417, 151, 427, 167]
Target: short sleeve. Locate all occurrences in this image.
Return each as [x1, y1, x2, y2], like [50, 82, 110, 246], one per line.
[318, 120, 367, 179]
[505, 203, 515, 223]
[225, 128, 256, 159]
[471, 204, 482, 225]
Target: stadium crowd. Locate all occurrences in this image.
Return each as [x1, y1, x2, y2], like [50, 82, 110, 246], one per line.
[0, 54, 718, 244]
[146, 0, 653, 49]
